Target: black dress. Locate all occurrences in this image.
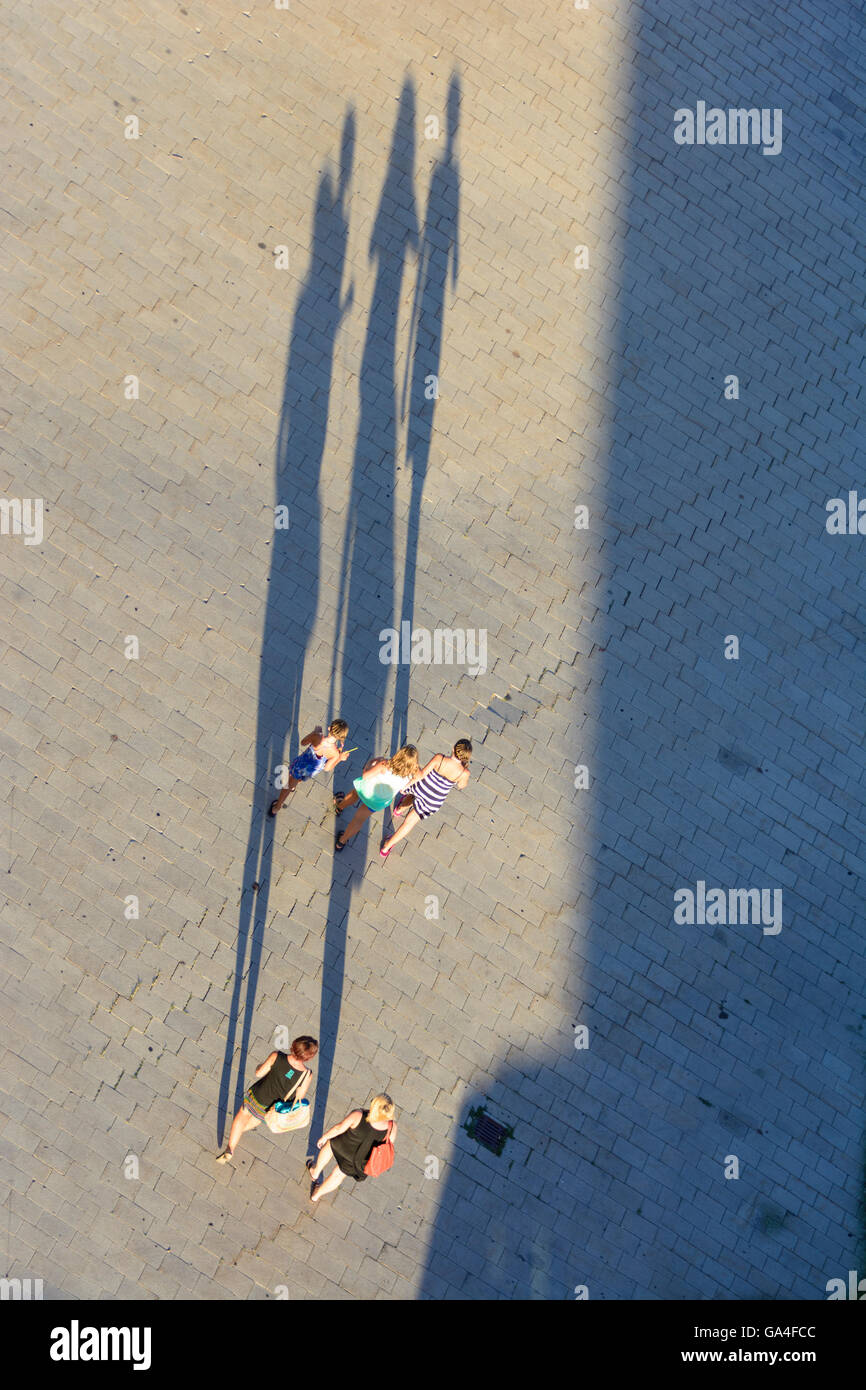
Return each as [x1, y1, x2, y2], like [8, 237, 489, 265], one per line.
[330, 1111, 389, 1181]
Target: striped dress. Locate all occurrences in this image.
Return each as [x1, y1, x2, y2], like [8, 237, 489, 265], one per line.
[410, 766, 455, 820]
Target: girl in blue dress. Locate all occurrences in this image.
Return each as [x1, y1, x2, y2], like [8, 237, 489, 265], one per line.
[270, 719, 350, 815]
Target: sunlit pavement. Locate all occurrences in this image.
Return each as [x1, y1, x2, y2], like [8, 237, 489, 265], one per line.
[1, 2, 862, 1299]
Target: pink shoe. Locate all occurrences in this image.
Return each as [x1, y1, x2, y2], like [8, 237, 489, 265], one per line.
[379, 846, 391, 860]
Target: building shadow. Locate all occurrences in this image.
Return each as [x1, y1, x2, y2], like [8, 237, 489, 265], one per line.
[217, 111, 356, 1141]
[419, 4, 864, 1299]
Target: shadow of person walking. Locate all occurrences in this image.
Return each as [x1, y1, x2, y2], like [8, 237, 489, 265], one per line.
[311, 77, 420, 1138]
[391, 74, 461, 752]
[217, 112, 356, 1143]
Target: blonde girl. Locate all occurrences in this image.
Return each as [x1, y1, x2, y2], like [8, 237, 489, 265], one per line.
[306, 1094, 397, 1202]
[333, 745, 420, 851]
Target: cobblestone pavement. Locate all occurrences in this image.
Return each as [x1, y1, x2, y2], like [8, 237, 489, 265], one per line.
[1, 1, 863, 1300]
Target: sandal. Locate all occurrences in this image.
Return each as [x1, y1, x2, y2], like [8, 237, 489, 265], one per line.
[332, 795, 345, 816]
[216, 1149, 233, 1164]
[334, 836, 346, 852]
[306, 1158, 322, 1201]
[268, 800, 280, 817]
[379, 846, 391, 860]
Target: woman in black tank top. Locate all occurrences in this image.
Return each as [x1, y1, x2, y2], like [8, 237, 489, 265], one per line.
[307, 1094, 397, 1202]
[215, 1036, 317, 1164]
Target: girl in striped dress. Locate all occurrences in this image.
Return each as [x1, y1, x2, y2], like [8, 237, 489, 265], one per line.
[379, 739, 472, 860]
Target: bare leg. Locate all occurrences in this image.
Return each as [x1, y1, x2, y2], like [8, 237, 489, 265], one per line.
[335, 789, 359, 812]
[270, 776, 299, 815]
[217, 1107, 260, 1161]
[309, 1140, 333, 1181]
[381, 808, 421, 853]
[337, 804, 372, 846]
[312, 1167, 346, 1202]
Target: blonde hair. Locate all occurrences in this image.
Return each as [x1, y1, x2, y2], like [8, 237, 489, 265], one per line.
[368, 1094, 395, 1124]
[329, 718, 349, 740]
[389, 744, 419, 779]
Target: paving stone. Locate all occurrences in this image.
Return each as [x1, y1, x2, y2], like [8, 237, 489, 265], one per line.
[0, 0, 861, 1306]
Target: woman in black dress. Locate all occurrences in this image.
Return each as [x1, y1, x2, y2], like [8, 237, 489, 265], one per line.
[306, 1094, 396, 1202]
[215, 1035, 317, 1163]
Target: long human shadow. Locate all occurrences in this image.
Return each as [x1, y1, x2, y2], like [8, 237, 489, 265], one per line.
[418, 4, 864, 1300]
[311, 78, 421, 1138]
[391, 74, 460, 750]
[217, 112, 356, 1142]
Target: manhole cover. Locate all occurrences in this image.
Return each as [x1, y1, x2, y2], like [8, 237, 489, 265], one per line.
[464, 1105, 513, 1157]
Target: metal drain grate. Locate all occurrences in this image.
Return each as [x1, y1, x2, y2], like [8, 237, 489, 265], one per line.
[464, 1105, 513, 1157]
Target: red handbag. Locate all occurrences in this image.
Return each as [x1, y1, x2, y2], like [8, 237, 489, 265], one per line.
[364, 1121, 394, 1177]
